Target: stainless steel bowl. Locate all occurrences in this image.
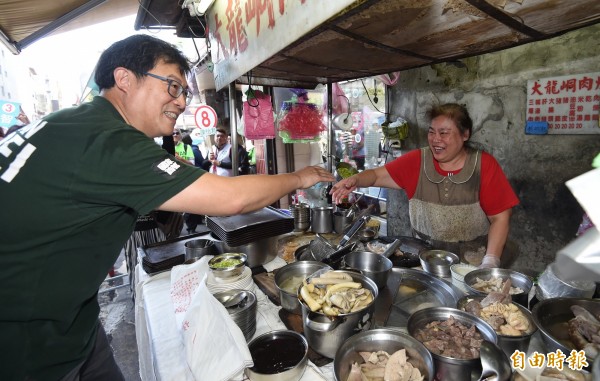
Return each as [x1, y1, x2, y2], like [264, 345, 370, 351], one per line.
[245, 330, 308, 381]
[407, 307, 498, 381]
[333, 328, 434, 381]
[463, 268, 533, 308]
[274, 261, 331, 315]
[208, 253, 247, 279]
[419, 250, 460, 278]
[457, 295, 537, 359]
[532, 297, 600, 367]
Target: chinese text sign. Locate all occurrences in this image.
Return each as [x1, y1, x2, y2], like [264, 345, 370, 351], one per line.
[526, 72, 600, 134]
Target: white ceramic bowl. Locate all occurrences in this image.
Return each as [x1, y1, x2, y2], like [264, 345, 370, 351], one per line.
[450, 263, 478, 283]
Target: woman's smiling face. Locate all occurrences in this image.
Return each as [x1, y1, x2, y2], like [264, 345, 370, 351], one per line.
[427, 115, 469, 164]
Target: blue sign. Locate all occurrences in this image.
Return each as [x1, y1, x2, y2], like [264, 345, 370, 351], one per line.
[525, 121, 548, 135]
[0, 100, 21, 128]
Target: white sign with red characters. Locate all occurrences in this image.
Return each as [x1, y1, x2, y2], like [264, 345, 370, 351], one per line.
[194, 105, 218, 129]
[526, 72, 600, 134]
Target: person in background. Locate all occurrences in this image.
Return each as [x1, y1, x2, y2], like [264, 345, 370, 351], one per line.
[173, 127, 194, 164]
[331, 103, 519, 269]
[182, 131, 208, 233]
[0, 34, 334, 381]
[204, 127, 233, 176]
[247, 140, 257, 174]
[230, 133, 250, 175]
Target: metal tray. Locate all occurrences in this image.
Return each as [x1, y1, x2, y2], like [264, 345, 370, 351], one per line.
[140, 232, 208, 273]
[207, 206, 294, 246]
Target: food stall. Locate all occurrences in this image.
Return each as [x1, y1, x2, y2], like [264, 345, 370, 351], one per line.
[132, 1, 600, 380]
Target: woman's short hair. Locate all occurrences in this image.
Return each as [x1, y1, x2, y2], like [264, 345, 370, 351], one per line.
[94, 34, 191, 91]
[426, 103, 473, 139]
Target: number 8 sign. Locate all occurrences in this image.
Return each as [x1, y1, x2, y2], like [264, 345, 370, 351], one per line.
[194, 105, 218, 129]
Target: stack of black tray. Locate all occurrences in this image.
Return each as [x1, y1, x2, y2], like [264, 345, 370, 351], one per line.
[140, 232, 207, 274]
[207, 206, 294, 246]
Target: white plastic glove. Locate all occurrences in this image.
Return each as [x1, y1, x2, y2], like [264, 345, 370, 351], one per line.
[479, 254, 501, 269]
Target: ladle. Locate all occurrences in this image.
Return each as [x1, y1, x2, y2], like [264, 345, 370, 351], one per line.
[220, 290, 248, 308]
[477, 340, 512, 381]
[381, 239, 401, 258]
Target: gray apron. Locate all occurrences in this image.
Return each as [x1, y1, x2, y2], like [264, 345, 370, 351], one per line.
[409, 147, 489, 263]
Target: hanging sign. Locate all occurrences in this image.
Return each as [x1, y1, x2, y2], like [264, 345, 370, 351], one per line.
[526, 72, 600, 134]
[194, 104, 218, 134]
[207, 0, 355, 91]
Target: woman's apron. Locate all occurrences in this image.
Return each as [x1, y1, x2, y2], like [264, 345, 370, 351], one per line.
[409, 147, 489, 264]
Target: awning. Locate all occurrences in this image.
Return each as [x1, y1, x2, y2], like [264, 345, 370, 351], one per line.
[0, 0, 139, 54]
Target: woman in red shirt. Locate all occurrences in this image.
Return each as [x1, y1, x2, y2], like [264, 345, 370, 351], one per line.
[331, 103, 519, 268]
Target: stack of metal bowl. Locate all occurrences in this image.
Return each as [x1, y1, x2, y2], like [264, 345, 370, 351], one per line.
[213, 289, 257, 341]
[419, 250, 460, 278]
[289, 203, 311, 232]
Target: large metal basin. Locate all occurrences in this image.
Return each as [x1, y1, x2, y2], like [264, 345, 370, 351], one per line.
[407, 307, 499, 381]
[532, 297, 600, 368]
[333, 328, 434, 381]
[382, 267, 464, 328]
[463, 268, 533, 308]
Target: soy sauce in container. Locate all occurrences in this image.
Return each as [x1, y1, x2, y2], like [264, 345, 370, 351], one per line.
[248, 331, 306, 374]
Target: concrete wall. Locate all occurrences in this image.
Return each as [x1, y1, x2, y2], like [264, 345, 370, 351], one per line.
[386, 24, 600, 273]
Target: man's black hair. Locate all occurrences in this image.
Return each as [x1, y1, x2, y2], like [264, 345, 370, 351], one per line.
[94, 34, 191, 91]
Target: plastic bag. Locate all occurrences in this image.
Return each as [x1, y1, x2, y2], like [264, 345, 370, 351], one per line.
[170, 258, 252, 381]
[382, 117, 409, 140]
[243, 90, 275, 139]
[277, 101, 326, 143]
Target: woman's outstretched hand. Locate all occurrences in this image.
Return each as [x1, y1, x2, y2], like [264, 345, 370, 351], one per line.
[330, 175, 359, 204]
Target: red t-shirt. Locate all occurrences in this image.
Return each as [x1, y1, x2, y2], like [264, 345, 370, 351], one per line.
[385, 149, 519, 216]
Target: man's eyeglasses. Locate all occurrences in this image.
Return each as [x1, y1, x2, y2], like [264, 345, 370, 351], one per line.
[173, 132, 181, 136]
[143, 72, 193, 105]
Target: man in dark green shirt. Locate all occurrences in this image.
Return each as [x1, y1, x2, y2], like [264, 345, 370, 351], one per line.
[0, 34, 334, 381]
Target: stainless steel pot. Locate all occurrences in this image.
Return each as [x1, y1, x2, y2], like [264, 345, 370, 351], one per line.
[274, 261, 331, 315]
[299, 270, 378, 359]
[184, 239, 216, 261]
[209, 232, 277, 268]
[333, 211, 353, 234]
[310, 206, 333, 233]
[341, 250, 392, 289]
